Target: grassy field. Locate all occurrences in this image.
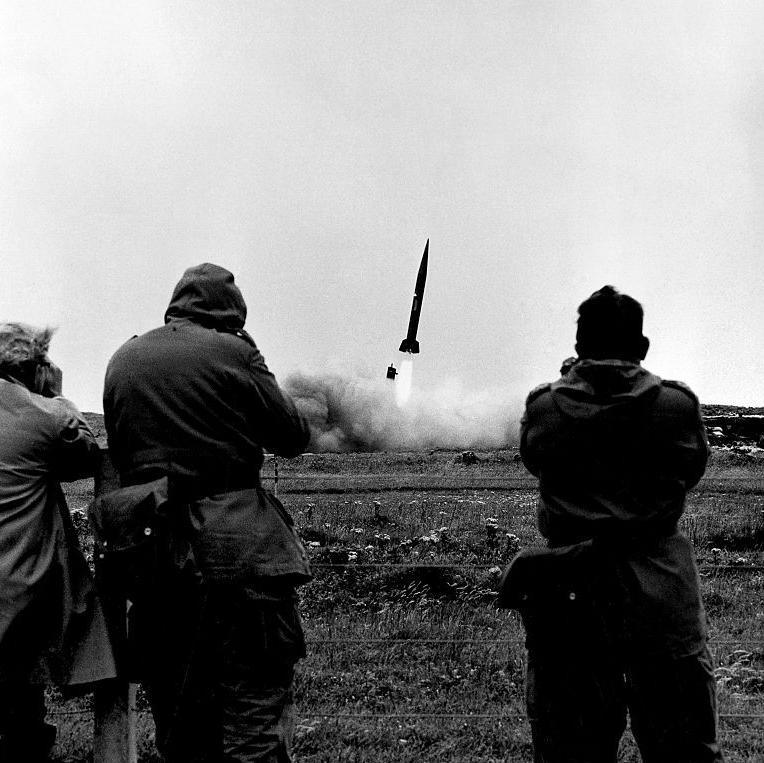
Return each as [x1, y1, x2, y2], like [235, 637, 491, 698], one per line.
[50, 447, 764, 762]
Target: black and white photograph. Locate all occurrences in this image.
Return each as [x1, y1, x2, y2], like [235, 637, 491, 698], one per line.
[1, 2, 762, 761]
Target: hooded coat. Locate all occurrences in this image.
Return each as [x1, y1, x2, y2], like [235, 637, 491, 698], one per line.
[520, 359, 709, 658]
[102, 263, 311, 584]
[0, 379, 116, 686]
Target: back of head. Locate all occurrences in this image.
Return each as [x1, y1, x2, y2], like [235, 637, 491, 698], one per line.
[0, 322, 53, 387]
[164, 263, 247, 331]
[575, 285, 649, 361]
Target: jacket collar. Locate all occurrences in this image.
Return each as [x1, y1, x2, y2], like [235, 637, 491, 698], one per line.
[550, 359, 662, 419]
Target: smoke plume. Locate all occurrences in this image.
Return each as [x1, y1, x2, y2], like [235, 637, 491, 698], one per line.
[284, 370, 522, 452]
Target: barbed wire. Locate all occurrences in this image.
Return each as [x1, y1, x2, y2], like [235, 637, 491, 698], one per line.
[299, 712, 764, 721]
[311, 562, 500, 569]
[56, 465, 764, 740]
[309, 562, 764, 571]
[307, 637, 763, 646]
[270, 466, 764, 484]
[310, 638, 519, 644]
[269, 471, 763, 482]
[48, 708, 764, 721]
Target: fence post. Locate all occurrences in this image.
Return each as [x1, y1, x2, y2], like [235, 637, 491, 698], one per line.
[93, 447, 137, 763]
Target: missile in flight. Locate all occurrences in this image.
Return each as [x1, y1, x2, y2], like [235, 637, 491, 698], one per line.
[398, 239, 429, 354]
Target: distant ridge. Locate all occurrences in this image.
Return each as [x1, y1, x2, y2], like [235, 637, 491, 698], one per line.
[702, 405, 764, 416]
[82, 406, 764, 451]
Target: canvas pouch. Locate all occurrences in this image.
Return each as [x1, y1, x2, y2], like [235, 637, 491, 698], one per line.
[497, 540, 616, 650]
[88, 478, 197, 601]
[497, 541, 597, 609]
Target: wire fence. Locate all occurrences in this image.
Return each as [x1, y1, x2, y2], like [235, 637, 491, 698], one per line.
[308, 562, 764, 571]
[49, 601, 764, 725]
[308, 638, 762, 646]
[269, 471, 764, 490]
[50, 463, 764, 739]
[243, 462, 764, 728]
[50, 710, 764, 722]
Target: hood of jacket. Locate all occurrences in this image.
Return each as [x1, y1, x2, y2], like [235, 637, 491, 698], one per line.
[164, 263, 247, 330]
[550, 359, 662, 420]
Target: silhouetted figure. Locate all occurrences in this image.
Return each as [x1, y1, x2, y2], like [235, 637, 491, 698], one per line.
[0, 323, 114, 762]
[502, 286, 722, 762]
[101, 264, 311, 762]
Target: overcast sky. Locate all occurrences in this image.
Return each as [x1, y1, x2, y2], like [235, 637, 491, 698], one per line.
[2, 1, 763, 412]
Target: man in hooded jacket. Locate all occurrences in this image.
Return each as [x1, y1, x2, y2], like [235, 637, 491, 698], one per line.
[102, 263, 311, 762]
[514, 286, 722, 762]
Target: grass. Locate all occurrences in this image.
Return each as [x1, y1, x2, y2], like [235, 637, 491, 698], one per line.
[49, 448, 764, 761]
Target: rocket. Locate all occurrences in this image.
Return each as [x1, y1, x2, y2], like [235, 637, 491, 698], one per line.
[398, 239, 429, 354]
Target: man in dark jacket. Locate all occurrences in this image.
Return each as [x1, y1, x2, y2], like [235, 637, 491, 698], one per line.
[516, 286, 722, 762]
[103, 263, 311, 762]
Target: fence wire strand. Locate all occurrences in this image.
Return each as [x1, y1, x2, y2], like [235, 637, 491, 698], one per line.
[308, 637, 763, 646]
[49, 709, 764, 721]
[310, 562, 764, 571]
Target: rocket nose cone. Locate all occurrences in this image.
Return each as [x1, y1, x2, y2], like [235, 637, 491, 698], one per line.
[419, 241, 428, 272]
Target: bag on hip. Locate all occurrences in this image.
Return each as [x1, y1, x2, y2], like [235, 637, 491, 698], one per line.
[497, 540, 619, 649]
[89, 478, 196, 600]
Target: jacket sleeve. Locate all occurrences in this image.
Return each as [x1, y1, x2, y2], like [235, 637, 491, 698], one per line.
[102, 360, 125, 474]
[519, 384, 551, 477]
[247, 351, 310, 458]
[678, 410, 709, 491]
[656, 382, 709, 491]
[51, 398, 100, 481]
[519, 408, 539, 477]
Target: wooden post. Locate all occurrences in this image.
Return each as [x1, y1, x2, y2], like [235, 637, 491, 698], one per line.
[93, 447, 137, 763]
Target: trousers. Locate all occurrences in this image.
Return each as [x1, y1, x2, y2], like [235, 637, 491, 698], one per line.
[129, 577, 305, 763]
[0, 589, 58, 762]
[526, 643, 723, 763]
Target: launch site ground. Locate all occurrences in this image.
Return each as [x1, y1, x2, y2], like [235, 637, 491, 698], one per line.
[50, 438, 763, 761]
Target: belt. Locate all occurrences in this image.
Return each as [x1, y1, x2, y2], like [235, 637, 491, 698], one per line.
[122, 450, 261, 498]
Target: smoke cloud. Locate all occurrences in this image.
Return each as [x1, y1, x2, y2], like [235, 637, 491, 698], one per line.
[284, 370, 522, 452]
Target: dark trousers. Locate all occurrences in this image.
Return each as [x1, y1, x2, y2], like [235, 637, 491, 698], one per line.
[526, 644, 723, 763]
[0, 595, 57, 762]
[130, 579, 304, 763]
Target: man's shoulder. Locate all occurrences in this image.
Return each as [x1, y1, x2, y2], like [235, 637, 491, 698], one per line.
[525, 382, 552, 407]
[7, 388, 84, 439]
[106, 329, 157, 375]
[110, 322, 252, 359]
[660, 378, 698, 399]
[525, 382, 552, 405]
[656, 378, 701, 410]
[105, 323, 258, 391]
[108, 327, 156, 356]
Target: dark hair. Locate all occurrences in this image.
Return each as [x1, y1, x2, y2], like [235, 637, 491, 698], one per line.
[575, 285, 648, 360]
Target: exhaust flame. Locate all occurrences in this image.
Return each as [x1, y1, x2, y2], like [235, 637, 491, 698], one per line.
[395, 357, 414, 407]
[284, 370, 522, 452]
